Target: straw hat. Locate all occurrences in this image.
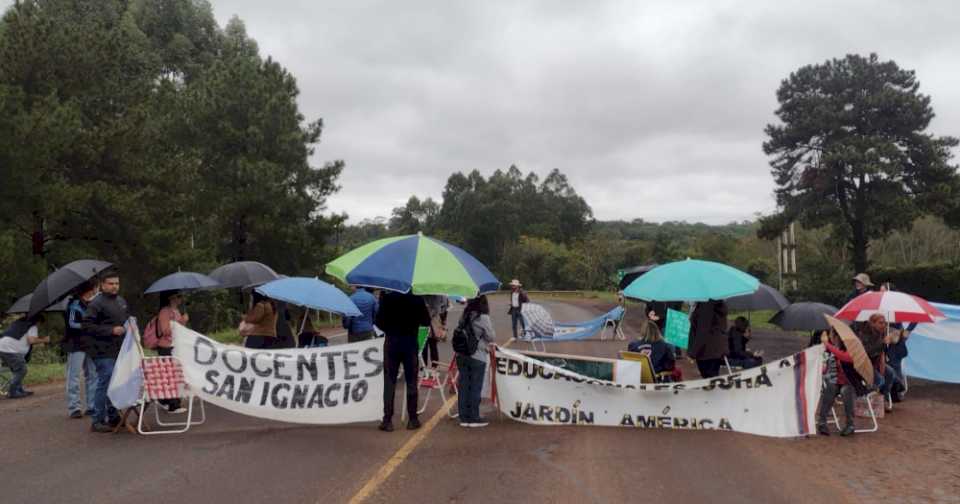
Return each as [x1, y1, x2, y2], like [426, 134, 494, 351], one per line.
[509, 279, 522, 287]
[852, 273, 874, 287]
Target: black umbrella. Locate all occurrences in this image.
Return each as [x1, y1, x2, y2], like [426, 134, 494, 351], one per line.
[144, 272, 220, 295]
[28, 259, 113, 317]
[6, 294, 68, 315]
[726, 283, 790, 311]
[208, 261, 279, 289]
[768, 302, 839, 331]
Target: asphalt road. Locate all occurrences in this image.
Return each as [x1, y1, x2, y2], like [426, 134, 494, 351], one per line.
[0, 296, 841, 504]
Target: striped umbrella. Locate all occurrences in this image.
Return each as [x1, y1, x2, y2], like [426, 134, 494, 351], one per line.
[521, 303, 555, 340]
[325, 233, 500, 298]
[835, 291, 946, 323]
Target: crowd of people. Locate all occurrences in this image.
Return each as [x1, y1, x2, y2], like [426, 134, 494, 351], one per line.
[0, 267, 921, 438]
[1, 266, 500, 434]
[625, 299, 763, 381]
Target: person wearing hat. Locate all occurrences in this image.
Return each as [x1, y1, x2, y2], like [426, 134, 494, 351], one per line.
[507, 279, 529, 340]
[846, 273, 874, 304]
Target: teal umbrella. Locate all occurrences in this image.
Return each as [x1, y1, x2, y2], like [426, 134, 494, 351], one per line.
[623, 259, 759, 302]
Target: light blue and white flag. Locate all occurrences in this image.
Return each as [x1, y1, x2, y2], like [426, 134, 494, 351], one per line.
[904, 303, 960, 384]
[108, 318, 144, 409]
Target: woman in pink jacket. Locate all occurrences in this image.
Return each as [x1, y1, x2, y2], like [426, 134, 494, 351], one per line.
[155, 292, 189, 413]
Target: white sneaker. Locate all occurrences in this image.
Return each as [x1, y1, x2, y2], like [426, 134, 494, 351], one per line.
[468, 418, 489, 428]
[170, 407, 188, 414]
[459, 421, 471, 428]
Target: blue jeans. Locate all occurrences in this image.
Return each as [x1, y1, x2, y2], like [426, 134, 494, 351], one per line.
[66, 351, 97, 414]
[511, 312, 525, 339]
[727, 356, 763, 369]
[456, 355, 486, 422]
[91, 357, 118, 425]
[887, 355, 905, 384]
[874, 364, 898, 395]
[1, 352, 27, 394]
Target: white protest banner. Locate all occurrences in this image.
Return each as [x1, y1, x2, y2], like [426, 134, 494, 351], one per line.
[494, 345, 823, 438]
[173, 323, 384, 424]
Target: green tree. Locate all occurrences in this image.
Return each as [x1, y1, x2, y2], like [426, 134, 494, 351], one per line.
[760, 53, 960, 272]
[179, 17, 343, 274]
[389, 196, 439, 235]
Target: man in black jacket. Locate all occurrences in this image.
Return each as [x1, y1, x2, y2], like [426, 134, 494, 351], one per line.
[82, 273, 130, 433]
[375, 291, 431, 432]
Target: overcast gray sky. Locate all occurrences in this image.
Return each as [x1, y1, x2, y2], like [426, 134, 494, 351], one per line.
[41, 1, 960, 224]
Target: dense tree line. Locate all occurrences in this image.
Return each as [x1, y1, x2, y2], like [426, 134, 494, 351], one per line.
[0, 0, 343, 323]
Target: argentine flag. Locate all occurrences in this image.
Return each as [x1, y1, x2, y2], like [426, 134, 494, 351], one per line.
[108, 318, 144, 409]
[904, 303, 960, 384]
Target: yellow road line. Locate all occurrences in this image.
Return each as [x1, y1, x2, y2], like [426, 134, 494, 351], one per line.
[345, 395, 458, 504]
[346, 339, 511, 504]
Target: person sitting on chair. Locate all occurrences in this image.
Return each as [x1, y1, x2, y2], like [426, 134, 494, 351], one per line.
[816, 330, 869, 437]
[628, 310, 677, 379]
[727, 317, 763, 369]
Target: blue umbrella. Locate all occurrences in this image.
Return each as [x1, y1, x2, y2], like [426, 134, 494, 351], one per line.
[326, 233, 500, 297]
[623, 259, 759, 302]
[255, 277, 361, 317]
[144, 272, 220, 294]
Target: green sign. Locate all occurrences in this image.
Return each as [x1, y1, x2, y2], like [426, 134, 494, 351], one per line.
[664, 308, 690, 350]
[523, 352, 615, 382]
[417, 326, 430, 352]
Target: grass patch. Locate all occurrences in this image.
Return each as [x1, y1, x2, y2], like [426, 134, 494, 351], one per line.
[23, 362, 65, 386]
[728, 309, 780, 330]
[209, 327, 243, 345]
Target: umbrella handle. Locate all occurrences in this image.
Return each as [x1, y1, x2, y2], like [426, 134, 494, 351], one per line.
[299, 309, 309, 334]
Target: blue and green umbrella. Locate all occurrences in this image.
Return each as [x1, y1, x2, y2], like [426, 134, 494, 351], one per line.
[325, 233, 500, 298]
[623, 258, 759, 302]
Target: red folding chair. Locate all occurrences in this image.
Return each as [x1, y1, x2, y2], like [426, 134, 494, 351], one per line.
[138, 356, 205, 435]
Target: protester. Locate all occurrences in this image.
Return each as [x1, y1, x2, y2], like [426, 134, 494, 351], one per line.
[627, 310, 677, 378]
[688, 300, 728, 378]
[726, 317, 763, 369]
[241, 292, 277, 349]
[343, 286, 378, 343]
[375, 291, 432, 432]
[0, 315, 49, 399]
[846, 273, 874, 304]
[154, 292, 189, 413]
[885, 324, 913, 403]
[422, 295, 449, 369]
[82, 273, 129, 433]
[63, 282, 97, 418]
[297, 316, 327, 348]
[274, 301, 296, 349]
[857, 313, 899, 408]
[816, 330, 868, 437]
[455, 295, 496, 427]
[507, 279, 529, 339]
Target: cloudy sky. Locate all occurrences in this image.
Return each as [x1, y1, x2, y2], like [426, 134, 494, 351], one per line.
[117, 2, 960, 223]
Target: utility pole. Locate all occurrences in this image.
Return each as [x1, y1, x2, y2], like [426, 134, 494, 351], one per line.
[778, 223, 798, 291]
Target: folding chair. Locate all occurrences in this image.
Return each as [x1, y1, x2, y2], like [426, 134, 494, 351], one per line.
[618, 351, 674, 384]
[830, 392, 879, 434]
[723, 356, 743, 375]
[138, 356, 206, 435]
[601, 308, 626, 341]
[403, 327, 457, 421]
[520, 322, 547, 351]
[824, 375, 879, 434]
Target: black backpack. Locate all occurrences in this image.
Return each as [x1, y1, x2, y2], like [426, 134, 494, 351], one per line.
[451, 312, 480, 356]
